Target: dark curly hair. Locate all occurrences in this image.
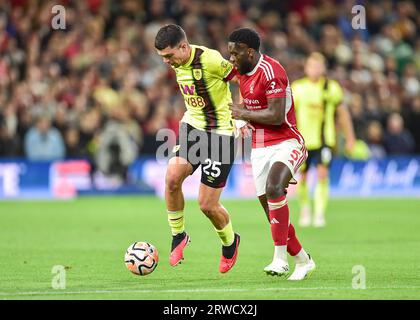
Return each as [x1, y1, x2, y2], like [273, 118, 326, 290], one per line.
[228, 28, 261, 51]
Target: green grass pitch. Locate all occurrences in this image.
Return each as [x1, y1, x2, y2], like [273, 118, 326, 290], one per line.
[0, 196, 419, 300]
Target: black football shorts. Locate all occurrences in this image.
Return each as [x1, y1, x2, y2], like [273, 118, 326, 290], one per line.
[171, 122, 236, 188]
[300, 146, 333, 173]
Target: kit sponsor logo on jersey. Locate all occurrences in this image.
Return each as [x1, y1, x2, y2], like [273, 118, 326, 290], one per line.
[266, 81, 283, 95]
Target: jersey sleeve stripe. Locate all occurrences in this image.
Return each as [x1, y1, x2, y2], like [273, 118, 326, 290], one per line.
[223, 68, 237, 82]
[260, 63, 273, 81]
[260, 61, 271, 79]
[261, 60, 275, 79]
[258, 65, 270, 81]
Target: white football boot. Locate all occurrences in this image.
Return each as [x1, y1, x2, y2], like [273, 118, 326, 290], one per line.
[264, 259, 290, 277]
[287, 254, 316, 281]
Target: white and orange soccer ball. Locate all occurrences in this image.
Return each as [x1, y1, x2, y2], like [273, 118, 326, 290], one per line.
[124, 242, 159, 276]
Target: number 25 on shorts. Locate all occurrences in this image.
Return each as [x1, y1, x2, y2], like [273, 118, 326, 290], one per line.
[203, 159, 221, 177]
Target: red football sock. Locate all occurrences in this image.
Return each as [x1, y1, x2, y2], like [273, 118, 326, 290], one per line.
[267, 195, 289, 246]
[287, 223, 302, 256]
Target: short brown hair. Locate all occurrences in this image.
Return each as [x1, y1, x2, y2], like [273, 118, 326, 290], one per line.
[155, 24, 187, 50]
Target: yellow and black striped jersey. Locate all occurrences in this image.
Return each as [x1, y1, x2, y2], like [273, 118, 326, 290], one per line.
[292, 77, 344, 150]
[173, 45, 236, 135]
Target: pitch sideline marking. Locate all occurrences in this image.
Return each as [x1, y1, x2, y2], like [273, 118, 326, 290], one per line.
[1, 286, 420, 297]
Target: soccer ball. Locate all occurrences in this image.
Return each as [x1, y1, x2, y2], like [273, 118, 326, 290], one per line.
[124, 242, 159, 276]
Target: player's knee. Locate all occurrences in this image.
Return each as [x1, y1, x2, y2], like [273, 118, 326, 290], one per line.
[165, 171, 184, 193]
[198, 198, 217, 216]
[265, 183, 286, 200]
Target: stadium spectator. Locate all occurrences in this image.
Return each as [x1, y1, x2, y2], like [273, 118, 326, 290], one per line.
[383, 112, 415, 155]
[95, 105, 140, 181]
[24, 115, 65, 161]
[349, 93, 369, 141]
[0, 101, 19, 156]
[0, 0, 418, 160]
[405, 96, 420, 153]
[366, 120, 386, 159]
[64, 126, 85, 158]
[0, 113, 19, 157]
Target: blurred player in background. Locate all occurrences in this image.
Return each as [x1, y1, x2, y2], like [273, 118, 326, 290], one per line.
[228, 28, 315, 280]
[292, 53, 355, 227]
[154, 24, 240, 273]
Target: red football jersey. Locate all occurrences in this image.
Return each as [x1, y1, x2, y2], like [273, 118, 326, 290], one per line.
[237, 54, 304, 148]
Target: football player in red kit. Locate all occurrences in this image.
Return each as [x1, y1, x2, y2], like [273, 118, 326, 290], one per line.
[228, 28, 315, 280]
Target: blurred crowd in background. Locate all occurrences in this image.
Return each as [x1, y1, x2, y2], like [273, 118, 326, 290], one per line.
[0, 0, 419, 174]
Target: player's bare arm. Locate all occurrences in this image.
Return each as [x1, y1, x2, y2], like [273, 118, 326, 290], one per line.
[229, 97, 286, 126]
[336, 103, 356, 153]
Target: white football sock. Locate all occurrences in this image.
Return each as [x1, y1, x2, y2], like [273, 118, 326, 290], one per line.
[273, 245, 288, 262]
[293, 248, 310, 264]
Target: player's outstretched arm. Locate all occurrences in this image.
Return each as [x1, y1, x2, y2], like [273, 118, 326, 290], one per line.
[229, 97, 286, 126]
